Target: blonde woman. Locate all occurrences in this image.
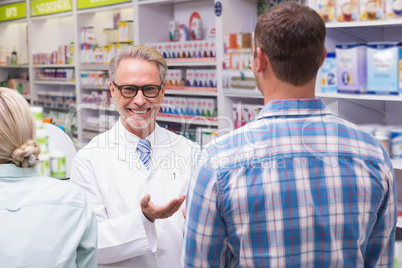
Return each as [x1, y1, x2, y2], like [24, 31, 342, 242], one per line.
[0, 87, 98, 267]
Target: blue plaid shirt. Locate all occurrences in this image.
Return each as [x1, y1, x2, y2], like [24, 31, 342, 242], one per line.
[183, 99, 396, 267]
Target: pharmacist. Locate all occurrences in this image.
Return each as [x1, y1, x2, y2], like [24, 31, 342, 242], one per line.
[70, 45, 199, 267]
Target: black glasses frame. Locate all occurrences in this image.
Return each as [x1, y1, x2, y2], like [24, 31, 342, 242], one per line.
[112, 81, 163, 98]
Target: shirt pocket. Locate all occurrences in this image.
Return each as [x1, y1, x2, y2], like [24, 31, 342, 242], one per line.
[166, 171, 189, 223]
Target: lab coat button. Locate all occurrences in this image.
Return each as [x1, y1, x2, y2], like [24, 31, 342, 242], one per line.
[156, 250, 163, 257]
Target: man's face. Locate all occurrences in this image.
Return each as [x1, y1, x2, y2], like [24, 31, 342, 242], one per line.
[110, 58, 164, 137]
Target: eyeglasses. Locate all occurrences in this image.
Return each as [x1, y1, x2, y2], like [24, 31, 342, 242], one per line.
[112, 81, 163, 98]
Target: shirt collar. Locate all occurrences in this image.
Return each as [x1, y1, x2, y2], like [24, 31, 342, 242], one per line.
[116, 118, 169, 162]
[256, 98, 333, 120]
[0, 163, 40, 179]
[117, 118, 168, 146]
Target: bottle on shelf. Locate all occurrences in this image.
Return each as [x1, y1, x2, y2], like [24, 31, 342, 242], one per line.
[11, 47, 18, 66]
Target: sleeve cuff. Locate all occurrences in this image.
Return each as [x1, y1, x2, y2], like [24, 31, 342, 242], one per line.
[140, 210, 157, 253]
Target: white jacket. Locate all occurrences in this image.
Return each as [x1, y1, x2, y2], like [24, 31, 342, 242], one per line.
[70, 119, 200, 267]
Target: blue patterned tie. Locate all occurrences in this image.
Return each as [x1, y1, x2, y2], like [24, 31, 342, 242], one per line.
[137, 139, 151, 169]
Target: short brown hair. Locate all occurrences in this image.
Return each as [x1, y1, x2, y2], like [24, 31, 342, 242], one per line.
[255, 2, 326, 86]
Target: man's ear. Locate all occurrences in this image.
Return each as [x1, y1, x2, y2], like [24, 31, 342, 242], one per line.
[110, 81, 117, 102]
[320, 47, 328, 67]
[255, 47, 268, 73]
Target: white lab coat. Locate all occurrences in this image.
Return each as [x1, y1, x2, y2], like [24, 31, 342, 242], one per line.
[70, 119, 200, 268]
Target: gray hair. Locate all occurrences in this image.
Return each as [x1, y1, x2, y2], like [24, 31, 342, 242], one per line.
[109, 45, 168, 83]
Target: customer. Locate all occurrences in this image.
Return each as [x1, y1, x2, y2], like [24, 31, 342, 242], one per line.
[0, 87, 97, 267]
[70, 45, 199, 267]
[183, 2, 396, 267]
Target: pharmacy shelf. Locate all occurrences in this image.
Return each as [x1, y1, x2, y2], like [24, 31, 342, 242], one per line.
[42, 105, 73, 111]
[81, 87, 109, 91]
[80, 64, 109, 71]
[76, 2, 133, 14]
[223, 89, 263, 99]
[82, 128, 110, 140]
[157, 114, 218, 126]
[316, 92, 402, 102]
[30, 11, 74, 21]
[165, 87, 217, 96]
[33, 81, 76, 85]
[392, 159, 402, 170]
[0, 65, 29, 69]
[166, 58, 216, 67]
[398, 218, 402, 228]
[79, 104, 117, 112]
[138, 0, 208, 5]
[33, 64, 75, 68]
[326, 19, 402, 29]
[0, 18, 27, 24]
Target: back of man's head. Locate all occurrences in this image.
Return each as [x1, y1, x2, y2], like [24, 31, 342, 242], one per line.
[255, 2, 326, 86]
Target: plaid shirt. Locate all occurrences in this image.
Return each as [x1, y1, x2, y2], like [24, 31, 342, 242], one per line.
[183, 99, 396, 267]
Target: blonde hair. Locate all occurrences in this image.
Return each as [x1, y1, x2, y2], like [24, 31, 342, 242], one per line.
[0, 88, 40, 168]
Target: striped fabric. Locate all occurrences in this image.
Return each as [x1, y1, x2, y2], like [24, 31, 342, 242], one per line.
[183, 99, 396, 268]
[137, 139, 151, 169]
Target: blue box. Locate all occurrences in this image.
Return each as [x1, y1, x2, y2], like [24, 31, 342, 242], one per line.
[367, 42, 402, 95]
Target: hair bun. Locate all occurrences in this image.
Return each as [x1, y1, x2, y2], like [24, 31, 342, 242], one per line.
[11, 139, 41, 168]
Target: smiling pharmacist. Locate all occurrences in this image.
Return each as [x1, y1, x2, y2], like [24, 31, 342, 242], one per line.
[70, 45, 199, 268]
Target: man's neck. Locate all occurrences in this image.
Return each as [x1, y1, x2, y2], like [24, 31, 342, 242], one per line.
[262, 78, 316, 106]
[120, 118, 155, 139]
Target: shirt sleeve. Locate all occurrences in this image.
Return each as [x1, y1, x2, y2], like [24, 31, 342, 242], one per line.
[76, 191, 98, 268]
[364, 158, 397, 268]
[182, 151, 228, 267]
[70, 152, 157, 264]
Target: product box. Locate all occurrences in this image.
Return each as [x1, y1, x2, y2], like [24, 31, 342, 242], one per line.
[177, 43, 183, 58]
[198, 41, 204, 58]
[174, 69, 186, 87]
[193, 70, 201, 87]
[190, 18, 203, 40]
[336, 0, 358, 21]
[194, 98, 203, 116]
[103, 28, 118, 45]
[171, 42, 178, 59]
[164, 97, 175, 114]
[208, 69, 216, 88]
[169, 20, 180, 41]
[209, 40, 216, 58]
[360, 0, 384, 20]
[187, 42, 193, 58]
[174, 97, 186, 115]
[367, 42, 402, 95]
[199, 70, 205, 87]
[316, 0, 335, 22]
[182, 43, 189, 58]
[222, 70, 258, 91]
[336, 43, 367, 93]
[103, 44, 116, 64]
[204, 98, 217, 117]
[167, 70, 175, 87]
[186, 69, 195, 87]
[118, 20, 133, 42]
[192, 41, 199, 58]
[321, 52, 337, 92]
[163, 42, 172, 59]
[386, 0, 402, 19]
[390, 128, 402, 159]
[157, 43, 164, 58]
